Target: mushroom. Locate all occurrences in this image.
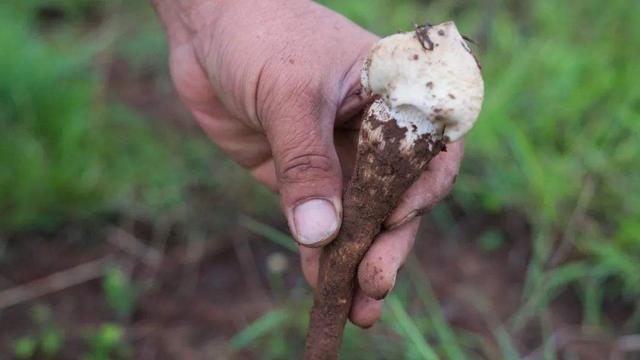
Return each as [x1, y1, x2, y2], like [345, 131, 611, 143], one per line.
[304, 22, 484, 360]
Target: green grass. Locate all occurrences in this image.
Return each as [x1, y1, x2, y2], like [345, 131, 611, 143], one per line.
[0, 2, 178, 231]
[0, 2, 273, 234]
[456, 0, 640, 339]
[2, 0, 639, 358]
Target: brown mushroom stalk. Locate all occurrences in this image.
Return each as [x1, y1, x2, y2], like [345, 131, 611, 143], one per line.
[304, 22, 484, 360]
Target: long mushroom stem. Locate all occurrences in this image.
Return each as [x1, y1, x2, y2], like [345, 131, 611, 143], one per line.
[304, 21, 484, 360]
[305, 99, 445, 360]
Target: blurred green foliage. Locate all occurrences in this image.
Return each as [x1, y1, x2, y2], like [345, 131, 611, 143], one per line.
[452, 0, 640, 328]
[1, 0, 639, 358]
[13, 305, 65, 359]
[84, 323, 129, 360]
[0, 2, 183, 231]
[0, 1, 272, 233]
[103, 265, 137, 319]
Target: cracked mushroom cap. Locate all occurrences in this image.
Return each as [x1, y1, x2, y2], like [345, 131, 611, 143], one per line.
[361, 21, 484, 143]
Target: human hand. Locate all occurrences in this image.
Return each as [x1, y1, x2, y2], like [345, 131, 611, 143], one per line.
[153, 0, 463, 327]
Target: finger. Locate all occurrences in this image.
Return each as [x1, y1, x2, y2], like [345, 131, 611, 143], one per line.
[358, 218, 420, 300]
[299, 245, 321, 289]
[170, 44, 275, 172]
[334, 128, 359, 183]
[263, 86, 343, 248]
[384, 141, 464, 229]
[334, 44, 374, 128]
[349, 287, 383, 328]
[250, 158, 278, 192]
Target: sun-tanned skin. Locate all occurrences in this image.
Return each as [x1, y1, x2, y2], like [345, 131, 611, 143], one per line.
[151, 0, 463, 328]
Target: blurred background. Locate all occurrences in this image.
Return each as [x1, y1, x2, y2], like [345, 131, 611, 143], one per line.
[1, 0, 638, 359]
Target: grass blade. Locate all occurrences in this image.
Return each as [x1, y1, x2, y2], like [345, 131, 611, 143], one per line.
[240, 215, 297, 253]
[492, 325, 521, 360]
[229, 308, 291, 350]
[407, 257, 467, 359]
[387, 295, 440, 360]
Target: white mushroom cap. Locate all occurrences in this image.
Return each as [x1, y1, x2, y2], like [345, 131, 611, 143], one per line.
[361, 21, 484, 143]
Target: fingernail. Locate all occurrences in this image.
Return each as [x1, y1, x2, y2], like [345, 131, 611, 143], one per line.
[375, 289, 390, 300]
[386, 210, 419, 230]
[373, 271, 397, 300]
[293, 199, 339, 246]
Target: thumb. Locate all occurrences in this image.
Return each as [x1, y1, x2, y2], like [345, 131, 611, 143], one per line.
[263, 96, 343, 248]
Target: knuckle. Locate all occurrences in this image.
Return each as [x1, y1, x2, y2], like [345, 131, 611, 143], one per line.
[442, 167, 460, 188]
[258, 61, 324, 124]
[279, 152, 335, 184]
[428, 157, 460, 195]
[442, 165, 460, 190]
